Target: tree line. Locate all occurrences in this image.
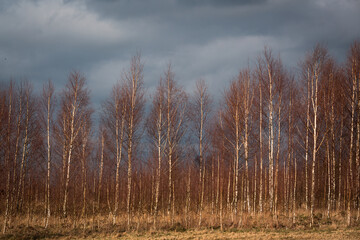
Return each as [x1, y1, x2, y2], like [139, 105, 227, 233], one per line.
[1, 42, 360, 232]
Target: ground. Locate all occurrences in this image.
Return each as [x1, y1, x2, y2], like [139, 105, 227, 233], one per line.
[1, 227, 360, 239]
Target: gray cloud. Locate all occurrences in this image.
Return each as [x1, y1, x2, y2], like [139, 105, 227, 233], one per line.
[0, 0, 359, 109]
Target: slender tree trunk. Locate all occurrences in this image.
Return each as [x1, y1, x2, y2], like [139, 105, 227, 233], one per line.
[265, 168, 268, 210]
[211, 157, 215, 215]
[338, 107, 344, 210]
[17, 92, 29, 212]
[254, 156, 257, 214]
[198, 86, 205, 226]
[61, 115, 67, 214]
[150, 174, 154, 216]
[305, 69, 310, 211]
[97, 132, 104, 211]
[3, 85, 12, 234]
[327, 133, 331, 218]
[92, 171, 96, 230]
[347, 65, 356, 226]
[356, 73, 360, 221]
[293, 157, 297, 224]
[267, 63, 274, 215]
[220, 170, 224, 231]
[330, 77, 336, 212]
[326, 95, 331, 218]
[127, 125, 133, 229]
[185, 164, 191, 228]
[154, 98, 163, 229]
[81, 124, 89, 223]
[274, 92, 281, 219]
[171, 180, 175, 225]
[45, 84, 53, 228]
[244, 81, 251, 214]
[167, 77, 172, 218]
[114, 104, 125, 224]
[125, 55, 144, 230]
[12, 95, 22, 214]
[259, 81, 263, 213]
[310, 69, 319, 227]
[63, 86, 78, 218]
[234, 97, 240, 217]
[227, 170, 231, 213]
[285, 92, 292, 215]
[168, 146, 173, 217]
[124, 54, 143, 230]
[216, 155, 220, 212]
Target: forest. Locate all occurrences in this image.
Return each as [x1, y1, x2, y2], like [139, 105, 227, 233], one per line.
[1, 41, 360, 234]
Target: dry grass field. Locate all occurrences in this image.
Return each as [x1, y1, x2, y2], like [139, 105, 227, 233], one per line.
[1, 226, 360, 240]
[1, 210, 360, 239]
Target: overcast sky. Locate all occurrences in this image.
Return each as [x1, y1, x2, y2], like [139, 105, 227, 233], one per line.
[0, 0, 359, 110]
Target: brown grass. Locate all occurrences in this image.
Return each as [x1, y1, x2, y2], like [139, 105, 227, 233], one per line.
[1, 226, 360, 240]
[1, 209, 360, 239]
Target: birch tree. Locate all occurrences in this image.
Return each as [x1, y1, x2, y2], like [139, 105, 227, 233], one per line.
[301, 45, 328, 226]
[346, 41, 360, 225]
[256, 48, 284, 215]
[163, 64, 187, 221]
[60, 71, 91, 218]
[102, 82, 126, 224]
[123, 54, 145, 229]
[146, 78, 166, 228]
[240, 69, 254, 214]
[41, 81, 55, 228]
[222, 78, 242, 217]
[2, 82, 13, 233]
[189, 79, 212, 226]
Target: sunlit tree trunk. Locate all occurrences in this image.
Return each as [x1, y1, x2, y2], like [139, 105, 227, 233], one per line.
[185, 164, 191, 228]
[17, 85, 31, 212]
[254, 156, 257, 214]
[292, 157, 297, 224]
[267, 60, 274, 215]
[242, 70, 253, 214]
[62, 83, 77, 218]
[114, 86, 125, 224]
[274, 91, 281, 219]
[167, 72, 173, 218]
[42, 81, 54, 228]
[305, 69, 310, 211]
[198, 81, 205, 226]
[302, 45, 328, 227]
[310, 66, 319, 227]
[80, 121, 90, 224]
[97, 131, 104, 211]
[154, 100, 162, 229]
[3, 83, 13, 234]
[347, 70, 355, 226]
[190, 79, 211, 227]
[216, 155, 220, 213]
[150, 80, 165, 229]
[347, 45, 358, 226]
[325, 88, 331, 218]
[62, 71, 91, 218]
[123, 53, 145, 230]
[330, 74, 336, 212]
[338, 108, 344, 211]
[354, 47, 360, 221]
[11, 88, 22, 215]
[259, 80, 263, 214]
[163, 64, 186, 223]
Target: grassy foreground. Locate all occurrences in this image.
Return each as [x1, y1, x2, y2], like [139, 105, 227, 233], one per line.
[1, 211, 360, 239]
[1, 226, 360, 239]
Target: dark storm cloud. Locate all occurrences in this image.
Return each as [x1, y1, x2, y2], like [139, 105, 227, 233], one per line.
[177, 0, 268, 7]
[0, 0, 359, 108]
